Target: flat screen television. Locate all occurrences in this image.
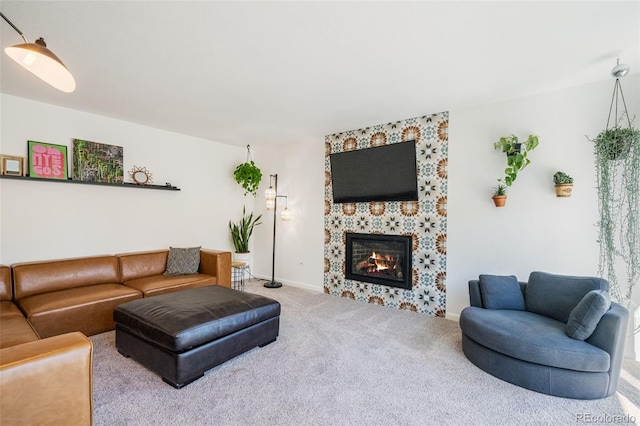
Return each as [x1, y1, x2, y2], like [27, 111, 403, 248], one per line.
[330, 140, 418, 203]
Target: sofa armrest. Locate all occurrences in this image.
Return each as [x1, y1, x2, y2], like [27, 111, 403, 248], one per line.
[200, 249, 232, 288]
[586, 302, 629, 397]
[0, 332, 93, 425]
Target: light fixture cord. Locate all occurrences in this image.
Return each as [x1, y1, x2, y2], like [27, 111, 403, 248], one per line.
[0, 12, 30, 43]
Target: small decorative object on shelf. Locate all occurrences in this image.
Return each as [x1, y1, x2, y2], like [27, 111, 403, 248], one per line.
[553, 171, 574, 197]
[27, 141, 68, 180]
[0, 155, 25, 176]
[492, 183, 507, 207]
[129, 165, 153, 185]
[73, 138, 124, 183]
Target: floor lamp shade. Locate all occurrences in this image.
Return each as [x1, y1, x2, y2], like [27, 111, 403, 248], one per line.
[1, 12, 76, 93]
[5, 40, 76, 92]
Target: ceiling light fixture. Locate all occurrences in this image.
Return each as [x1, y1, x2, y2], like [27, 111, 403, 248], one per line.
[1, 11, 76, 92]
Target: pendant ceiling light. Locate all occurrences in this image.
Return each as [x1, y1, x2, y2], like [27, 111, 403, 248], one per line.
[1, 11, 75, 92]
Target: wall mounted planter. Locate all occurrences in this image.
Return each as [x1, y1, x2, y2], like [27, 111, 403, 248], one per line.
[492, 195, 507, 207]
[554, 183, 573, 197]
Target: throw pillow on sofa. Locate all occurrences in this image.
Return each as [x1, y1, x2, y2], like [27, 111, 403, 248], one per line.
[164, 246, 201, 275]
[478, 274, 525, 310]
[566, 289, 611, 341]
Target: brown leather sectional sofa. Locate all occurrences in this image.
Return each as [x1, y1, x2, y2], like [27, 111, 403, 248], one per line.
[0, 248, 231, 425]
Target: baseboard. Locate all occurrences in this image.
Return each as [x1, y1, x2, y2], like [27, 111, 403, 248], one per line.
[251, 275, 323, 293]
[445, 312, 460, 323]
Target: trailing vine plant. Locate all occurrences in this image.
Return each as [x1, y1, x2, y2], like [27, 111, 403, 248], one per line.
[589, 72, 640, 306]
[233, 145, 262, 196]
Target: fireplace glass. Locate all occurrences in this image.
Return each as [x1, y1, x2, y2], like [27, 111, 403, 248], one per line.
[345, 233, 412, 290]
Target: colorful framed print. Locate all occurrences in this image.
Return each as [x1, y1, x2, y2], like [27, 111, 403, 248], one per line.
[0, 155, 25, 176]
[27, 141, 69, 180]
[72, 139, 124, 183]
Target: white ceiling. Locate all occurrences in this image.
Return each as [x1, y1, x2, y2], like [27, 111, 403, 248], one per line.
[1, 1, 639, 146]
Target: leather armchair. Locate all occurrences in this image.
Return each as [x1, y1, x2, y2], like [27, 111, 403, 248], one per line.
[0, 332, 93, 425]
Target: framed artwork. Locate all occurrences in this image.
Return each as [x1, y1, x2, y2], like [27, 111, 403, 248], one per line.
[0, 155, 25, 176]
[72, 139, 124, 183]
[27, 141, 68, 180]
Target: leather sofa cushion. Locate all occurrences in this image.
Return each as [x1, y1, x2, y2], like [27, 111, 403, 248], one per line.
[117, 250, 168, 282]
[0, 315, 40, 349]
[123, 273, 215, 297]
[114, 286, 281, 352]
[460, 307, 610, 372]
[0, 301, 23, 318]
[0, 266, 10, 302]
[19, 283, 142, 338]
[525, 271, 608, 323]
[13, 255, 120, 299]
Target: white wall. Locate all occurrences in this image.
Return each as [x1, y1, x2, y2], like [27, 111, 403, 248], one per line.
[0, 94, 250, 264]
[252, 140, 325, 292]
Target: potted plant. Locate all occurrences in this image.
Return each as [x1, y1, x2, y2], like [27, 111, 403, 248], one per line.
[229, 207, 262, 253]
[492, 183, 507, 207]
[553, 171, 574, 197]
[233, 161, 262, 196]
[494, 134, 539, 186]
[593, 127, 640, 161]
[589, 122, 640, 305]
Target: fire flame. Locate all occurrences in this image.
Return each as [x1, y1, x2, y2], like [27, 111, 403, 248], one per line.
[369, 251, 394, 271]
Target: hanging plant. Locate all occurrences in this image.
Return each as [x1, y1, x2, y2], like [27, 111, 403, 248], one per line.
[588, 62, 640, 306]
[233, 145, 262, 196]
[494, 134, 539, 186]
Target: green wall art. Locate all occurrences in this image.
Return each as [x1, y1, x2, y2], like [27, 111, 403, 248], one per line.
[72, 139, 124, 183]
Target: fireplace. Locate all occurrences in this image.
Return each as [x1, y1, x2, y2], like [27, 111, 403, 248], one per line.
[345, 233, 412, 290]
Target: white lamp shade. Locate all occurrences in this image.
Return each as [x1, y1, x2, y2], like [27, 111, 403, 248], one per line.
[281, 207, 292, 221]
[5, 41, 76, 92]
[266, 199, 275, 211]
[265, 186, 276, 201]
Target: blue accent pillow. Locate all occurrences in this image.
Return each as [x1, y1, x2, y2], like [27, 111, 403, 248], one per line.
[566, 289, 611, 341]
[478, 274, 525, 310]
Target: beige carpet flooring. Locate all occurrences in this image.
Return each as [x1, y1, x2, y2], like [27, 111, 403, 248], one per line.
[90, 280, 640, 425]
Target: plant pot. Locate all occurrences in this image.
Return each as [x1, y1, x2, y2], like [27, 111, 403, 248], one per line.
[554, 183, 573, 197]
[233, 252, 252, 279]
[492, 195, 507, 207]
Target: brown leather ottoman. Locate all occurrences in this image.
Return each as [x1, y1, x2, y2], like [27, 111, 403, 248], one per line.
[113, 286, 280, 388]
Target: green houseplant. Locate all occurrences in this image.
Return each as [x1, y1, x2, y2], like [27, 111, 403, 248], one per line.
[553, 171, 574, 197]
[233, 161, 262, 197]
[590, 122, 640, 305]
[492, 183, 507, 207]
[228, 207, 262, 253]
[494, 134, 539, 186]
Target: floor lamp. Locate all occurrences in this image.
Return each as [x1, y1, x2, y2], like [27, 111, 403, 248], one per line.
[264, 174, 291, 288]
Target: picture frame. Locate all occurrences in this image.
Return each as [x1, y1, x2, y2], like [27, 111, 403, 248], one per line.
[72, 139, 124, 183]
[27, 141, 69, 180]
[0, 155, 26, 176]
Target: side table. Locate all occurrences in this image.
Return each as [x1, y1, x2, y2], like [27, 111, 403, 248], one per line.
[231, 261, 249, 291]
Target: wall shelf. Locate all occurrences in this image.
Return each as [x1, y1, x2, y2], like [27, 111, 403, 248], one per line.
[0, 175, 180, 191]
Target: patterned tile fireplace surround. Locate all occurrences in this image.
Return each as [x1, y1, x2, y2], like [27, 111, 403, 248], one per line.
[324, 112, 448, 316]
